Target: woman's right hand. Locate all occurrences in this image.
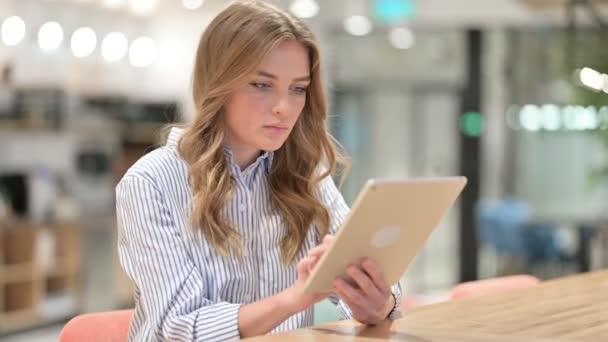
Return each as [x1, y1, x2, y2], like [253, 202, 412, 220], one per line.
[283, 235, 335, 313]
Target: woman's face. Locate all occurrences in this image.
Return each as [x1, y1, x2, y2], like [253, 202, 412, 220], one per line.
[223, 40, 310, 162]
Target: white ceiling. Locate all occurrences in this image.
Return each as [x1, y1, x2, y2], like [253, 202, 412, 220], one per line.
[5, 0, 608, 29]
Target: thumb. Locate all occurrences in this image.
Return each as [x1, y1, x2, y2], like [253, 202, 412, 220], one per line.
[297, 256, 312, 275]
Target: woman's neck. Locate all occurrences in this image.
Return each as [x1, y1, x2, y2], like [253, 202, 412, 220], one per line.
[225, 143, 261, 171]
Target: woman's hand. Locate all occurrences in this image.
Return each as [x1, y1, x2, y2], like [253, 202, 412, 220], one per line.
[333, 257, 394, 325]
[283, 235, 335, 313]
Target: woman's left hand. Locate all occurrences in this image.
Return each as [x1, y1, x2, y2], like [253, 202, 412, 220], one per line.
[333, 257, 394, 325]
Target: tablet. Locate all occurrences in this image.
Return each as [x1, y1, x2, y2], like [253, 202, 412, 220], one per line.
[304, 177, 467, 293]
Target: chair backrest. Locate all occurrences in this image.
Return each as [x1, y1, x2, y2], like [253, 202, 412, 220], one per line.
[59, 309, 134, 342]
[450, 275, 540, 301]
[475, 198, 532, 255]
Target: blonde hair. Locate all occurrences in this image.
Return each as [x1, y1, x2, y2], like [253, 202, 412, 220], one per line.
[178, 0, 347, 264]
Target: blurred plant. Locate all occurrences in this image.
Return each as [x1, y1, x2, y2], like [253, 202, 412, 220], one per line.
[568, 30, 608, 186]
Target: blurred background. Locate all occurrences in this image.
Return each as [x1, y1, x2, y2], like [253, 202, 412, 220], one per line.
[1, 0, 607, 340]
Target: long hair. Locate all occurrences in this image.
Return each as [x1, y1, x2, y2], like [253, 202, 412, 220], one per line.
[178, 0, 348, 264]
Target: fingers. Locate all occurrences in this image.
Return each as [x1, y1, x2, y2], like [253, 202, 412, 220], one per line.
[307, 245, 325, 258]
[334, 277, 368, 310]
[323, 234, 334, 244]
[332, 258, 393, 325]
[307, 234, 335, 258]
[296, 256, 314, 276]
[333, 278, 376, 323]
[296, 257, 308, 275]
[346, 264, 381, 297]
[360, 258, 391, 297]
[307, 255, 318, 273]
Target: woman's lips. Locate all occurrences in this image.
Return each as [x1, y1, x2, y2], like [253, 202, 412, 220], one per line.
[264, 125, 289, 134]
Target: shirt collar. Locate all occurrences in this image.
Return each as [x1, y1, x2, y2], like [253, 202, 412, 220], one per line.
[167, 127, 273, 174]
[223, 145, 273, 175]
[166, 127, 184, 148]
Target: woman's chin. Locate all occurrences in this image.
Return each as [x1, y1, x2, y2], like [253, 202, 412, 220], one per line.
[259, 138, 288, 152]
[261, 143, 284, 152]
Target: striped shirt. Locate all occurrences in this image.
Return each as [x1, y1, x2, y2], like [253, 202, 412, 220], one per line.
[116, 127, 402, 341]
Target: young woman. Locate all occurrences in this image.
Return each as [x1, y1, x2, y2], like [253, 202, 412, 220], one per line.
[116, 1, 402, 340]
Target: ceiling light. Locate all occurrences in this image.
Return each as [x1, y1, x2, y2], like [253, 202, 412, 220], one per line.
[182, 0, 204, 10]
[389, 27, 415, 49]
[71, 27, 97, 58]
[289, 0, 320, 19]
[102, 32, 128, 62]
[579, 67, 603, 91]
[129, 0, 159, 16]
[129, 36, 157, 67]
[38, 21, 64, 52]
[1, 16, 26, 46]
[344, 15, 372, 36]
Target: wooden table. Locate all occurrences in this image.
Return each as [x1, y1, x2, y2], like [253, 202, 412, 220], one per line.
[248, 271, 608, 341]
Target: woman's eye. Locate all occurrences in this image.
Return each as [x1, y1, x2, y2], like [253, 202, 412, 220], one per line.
[292, 86, 307, 94]
[251, 82, 271, 89]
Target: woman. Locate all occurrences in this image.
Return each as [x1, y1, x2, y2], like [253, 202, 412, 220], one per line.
[116, 1, 402, 340]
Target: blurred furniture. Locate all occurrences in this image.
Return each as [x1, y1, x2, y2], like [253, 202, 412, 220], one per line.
[553, 219, 608, 272]
[0, 222, 82, 335]
[254, 270, 608, 341]
[59, 309, 133, 342]
[449, 274, 540, 300]
[476, 198, 574, 275]
[0, 87, 65, 130]
[529, 215, 608, 272]
[397, 275, 539, 311]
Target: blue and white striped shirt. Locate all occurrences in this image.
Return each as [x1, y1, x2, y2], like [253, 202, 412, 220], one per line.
[116, 127, 402, 341]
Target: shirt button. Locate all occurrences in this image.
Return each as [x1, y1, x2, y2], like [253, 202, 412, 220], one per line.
[239, 203, 245, 212]
[244, 294, 252, 301]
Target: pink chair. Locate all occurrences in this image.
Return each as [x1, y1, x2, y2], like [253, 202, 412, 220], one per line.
[60, 309, 134, 342]
[450, 274, 540, 301]
[399, 295, 419, 310]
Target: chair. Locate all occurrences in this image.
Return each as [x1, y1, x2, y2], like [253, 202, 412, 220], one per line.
[450, 275, 540, 301]
[59, 309, 134, 342]
[476, 198, 569, 265]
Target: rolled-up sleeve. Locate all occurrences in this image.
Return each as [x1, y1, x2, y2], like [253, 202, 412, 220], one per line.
[116, 174, 242, 341]
[317, 176, 403, 319]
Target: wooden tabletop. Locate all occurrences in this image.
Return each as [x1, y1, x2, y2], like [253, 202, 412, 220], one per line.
[247, 270, 608, 341]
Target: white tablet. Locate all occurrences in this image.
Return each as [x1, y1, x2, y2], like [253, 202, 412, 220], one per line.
[304, 177, 467, 293]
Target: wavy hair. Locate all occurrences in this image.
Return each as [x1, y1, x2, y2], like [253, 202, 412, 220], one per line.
[178, 0, 348, 264]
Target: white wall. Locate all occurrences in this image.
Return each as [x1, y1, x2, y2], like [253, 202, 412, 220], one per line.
[0, 0, 220, 119]
[515, 130, 608, 220]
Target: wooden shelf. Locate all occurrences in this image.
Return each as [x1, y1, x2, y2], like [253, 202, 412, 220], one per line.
[0, 309, 40, 333]
[0, 263, 37, 284]
[2, 280, 40, 313]
[1, 224, 37, 265]
[0, 222, 82, 335]
[45, 257, 80, 278]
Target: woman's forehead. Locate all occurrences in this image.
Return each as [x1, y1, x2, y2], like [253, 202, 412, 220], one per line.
[256, 40, 311, 79]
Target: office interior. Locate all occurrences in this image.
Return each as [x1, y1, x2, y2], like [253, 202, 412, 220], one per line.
[0, 0, 607, 340]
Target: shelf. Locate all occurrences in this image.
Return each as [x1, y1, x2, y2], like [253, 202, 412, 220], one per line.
[45, 257, 80, 278]
[2, 280, 40, 314]
[0, 222, 83, 334]
[1, 224, 37, 265]
[0, 263, 37, 284]
[0, 308, 40, 333]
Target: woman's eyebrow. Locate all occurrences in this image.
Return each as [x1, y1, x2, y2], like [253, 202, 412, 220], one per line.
[257, 70, 311, 82]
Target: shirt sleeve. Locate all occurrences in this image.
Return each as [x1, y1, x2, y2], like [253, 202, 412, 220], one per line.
[116, 174, 242, 342]
[316, 175, 403, 320]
